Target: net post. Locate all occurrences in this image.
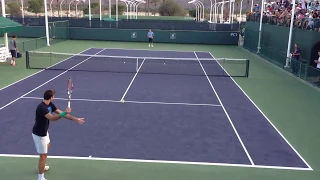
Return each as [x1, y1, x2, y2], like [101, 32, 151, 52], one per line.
[136, 58, 138, 72]
[245, 59, 250, 77]
[23, 41, 25, 53]
[26, 51, 29, 69]
[222, 58, 226, 77]
[50, 52, 52, 67]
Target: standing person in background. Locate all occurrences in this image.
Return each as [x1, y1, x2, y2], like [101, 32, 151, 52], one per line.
[147, 29, 154, 47]
[291, 44, 301, 75]
[314, 50, 320, 85]
[9, 35, 18, 66]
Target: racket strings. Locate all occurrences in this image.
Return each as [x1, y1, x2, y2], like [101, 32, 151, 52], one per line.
[68, 78, 74, 94]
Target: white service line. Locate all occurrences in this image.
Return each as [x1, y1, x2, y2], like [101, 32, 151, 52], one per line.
[0, 49, 106, 111]
[21, 96, 222, 107]
[194, 51, 255, 165]
[120, 58, 146, 101]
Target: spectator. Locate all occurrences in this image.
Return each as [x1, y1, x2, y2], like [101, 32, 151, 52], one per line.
[247, 0, 320, 31]
[314, 50, 320, 85]
[315, 2, 320, 11]
[291, 44, 301, 75]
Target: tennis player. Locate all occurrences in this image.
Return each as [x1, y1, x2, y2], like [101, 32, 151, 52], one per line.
[32, 89, 85, 180]
[9, 35, 18, 66]
[147, 29, 154, 47]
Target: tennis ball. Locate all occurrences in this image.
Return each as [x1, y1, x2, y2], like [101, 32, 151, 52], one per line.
[124, 61, 126, 64]
[122, 99, 125, 103]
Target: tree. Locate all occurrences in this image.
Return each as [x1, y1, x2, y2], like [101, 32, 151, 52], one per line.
[7, 1, 21, 16]
[111, 4, 126, 15]
[83, 2, 100, 15]
[150, 0, 161, 15]
[158, 0, 186, 16]
[189, 8, 209, 18]
[188, 9, 196, 17]
[28, 0, 44, 15]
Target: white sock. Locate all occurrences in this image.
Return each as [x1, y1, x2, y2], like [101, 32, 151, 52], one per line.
[38, 173, 44, 180]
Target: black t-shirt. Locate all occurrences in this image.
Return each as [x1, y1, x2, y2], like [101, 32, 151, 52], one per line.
[32, 102, 57, 137]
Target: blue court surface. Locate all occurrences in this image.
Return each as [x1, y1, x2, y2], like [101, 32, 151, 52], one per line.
[0, 47, 312, 171]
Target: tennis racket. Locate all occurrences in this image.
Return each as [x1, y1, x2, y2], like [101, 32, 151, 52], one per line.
[67, 77, 74, 108]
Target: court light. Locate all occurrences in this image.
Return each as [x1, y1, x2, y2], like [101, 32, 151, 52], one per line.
[134, 0, 145, 19]
[60, 0, 66, 17]
[188, 0, 204, 21]
[120, 0, 144, 19]
[69, 0, 76, 17]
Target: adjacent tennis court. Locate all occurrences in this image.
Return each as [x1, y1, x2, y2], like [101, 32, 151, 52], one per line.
[0, 47, 312, 172]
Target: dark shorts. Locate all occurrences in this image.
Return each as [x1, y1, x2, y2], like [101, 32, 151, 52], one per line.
[148, 38, 153, 43]
[10, 50, 16, 57]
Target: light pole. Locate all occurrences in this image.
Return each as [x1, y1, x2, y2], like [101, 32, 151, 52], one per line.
[69, 0, 76, 17]
[188, 0, 204, 21]
[120, 0, 144, 19]
[50, 0, 54, 17]
[60, 0, 66, 17]
[196, 1, 205, 21]
[20, 0, 25, 24]
[120, 0, 129, 19]
[76, 0, 86, 18]
[44, 0, 50, 46]
[1, 0, 8, 49]
[239, 0, 244, 23]
[135, 0, 145, 19]
[209, 0, 212, 22]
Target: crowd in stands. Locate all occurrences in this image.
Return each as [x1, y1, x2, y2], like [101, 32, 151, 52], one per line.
[247, 0, 320, 31]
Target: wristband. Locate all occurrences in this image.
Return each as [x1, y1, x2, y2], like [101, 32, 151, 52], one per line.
[60, 111, 67, 118]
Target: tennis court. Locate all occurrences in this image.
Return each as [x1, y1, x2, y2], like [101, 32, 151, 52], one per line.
[0, 47, 312, 174]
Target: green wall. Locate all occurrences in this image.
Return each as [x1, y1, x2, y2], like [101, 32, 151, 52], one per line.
[6, 26, 46, 38]
[68, 28, 238, 45]
[5, 26, 239, 45]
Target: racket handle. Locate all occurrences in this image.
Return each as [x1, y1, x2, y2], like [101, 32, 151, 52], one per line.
[68, 101, 71, 108]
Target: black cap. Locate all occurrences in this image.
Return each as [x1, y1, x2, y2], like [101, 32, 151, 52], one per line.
[44, 90, 56, 100]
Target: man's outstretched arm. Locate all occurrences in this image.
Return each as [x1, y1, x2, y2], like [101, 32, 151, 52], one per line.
[55, 109, 85, 124]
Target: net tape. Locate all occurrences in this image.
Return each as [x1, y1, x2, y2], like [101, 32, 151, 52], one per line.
[27, 51, 249, 77]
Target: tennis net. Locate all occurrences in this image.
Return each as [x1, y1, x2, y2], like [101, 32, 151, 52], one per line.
[26, 51, 250, 77]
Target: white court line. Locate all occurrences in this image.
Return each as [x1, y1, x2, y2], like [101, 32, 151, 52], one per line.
[194, 52, 255, 165]
[0, 154, 311, 171]
[208, 52, 313, 170]
[0, 49, 106, 112]
[21, 96, 222, 107]
[120, 58, 146, 101]
[91, 47, 210, 54]
[0, 47, 92, 92]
